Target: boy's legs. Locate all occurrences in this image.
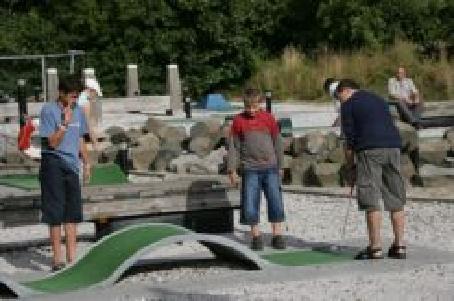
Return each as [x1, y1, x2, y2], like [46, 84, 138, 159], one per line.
[49, 225, 63, 266]
[241, 170, 261, 238]
[262, 168, 285, 234]
[64, 223, 77, 263]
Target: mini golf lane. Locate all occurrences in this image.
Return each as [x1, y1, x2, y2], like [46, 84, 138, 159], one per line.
[0, 223, 355, 298]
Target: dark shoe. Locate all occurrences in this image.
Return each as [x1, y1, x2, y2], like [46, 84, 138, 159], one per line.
[271, 235, 287, 250]
[251, 235, 264, 251]
[354, 246, 384, 260]
[388, 245, 407, 259]
[51, 262, 66, 272]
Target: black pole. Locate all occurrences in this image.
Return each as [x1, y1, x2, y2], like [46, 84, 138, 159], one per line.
[184, 96, 192, 119]
[34, 86, 41, 102]
[265, 90, 272, 113]
[17, 79, 27, 127]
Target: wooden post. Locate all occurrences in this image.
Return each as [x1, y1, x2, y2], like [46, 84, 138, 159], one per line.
[167, 64, 183, 115]
[46, 68, 58, 102]
[126, 64, 140, 97]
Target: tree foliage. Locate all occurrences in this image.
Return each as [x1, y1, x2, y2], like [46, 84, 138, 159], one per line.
[0, 0, 452, 97]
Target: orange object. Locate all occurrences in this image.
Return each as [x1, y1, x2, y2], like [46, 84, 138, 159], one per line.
[18, 118, 35, 150]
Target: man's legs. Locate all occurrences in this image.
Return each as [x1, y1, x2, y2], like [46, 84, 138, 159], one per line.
[49, 225, 63, 266]
[64, 223, 77, 263]
[390, 210, 405, 246]
[365, 210, 382, 249]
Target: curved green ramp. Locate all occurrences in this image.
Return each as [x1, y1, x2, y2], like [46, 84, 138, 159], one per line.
[24, 224, 188, 293]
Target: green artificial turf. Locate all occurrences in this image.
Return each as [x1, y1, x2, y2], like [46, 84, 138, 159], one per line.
[261, 250, 352, 266]
[24, 224, 189, 293]
[0, 163, 127, 190]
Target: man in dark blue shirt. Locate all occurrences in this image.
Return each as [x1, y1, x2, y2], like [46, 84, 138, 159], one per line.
[337, 79, 406, 260]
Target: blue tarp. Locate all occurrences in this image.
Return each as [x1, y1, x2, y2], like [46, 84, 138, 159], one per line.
[200, 93, 231, 110]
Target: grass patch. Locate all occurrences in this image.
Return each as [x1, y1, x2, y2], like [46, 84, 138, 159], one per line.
[0, 163, 127, 190]
[262, 250, 352, 266]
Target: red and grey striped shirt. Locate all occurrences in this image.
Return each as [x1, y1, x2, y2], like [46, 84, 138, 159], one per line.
[228, 110, 283, 171]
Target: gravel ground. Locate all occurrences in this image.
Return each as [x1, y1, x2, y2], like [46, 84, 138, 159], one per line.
[1, 193, 454, 300]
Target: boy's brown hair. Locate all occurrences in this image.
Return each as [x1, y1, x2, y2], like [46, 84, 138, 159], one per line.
[243, 87, 262, 106]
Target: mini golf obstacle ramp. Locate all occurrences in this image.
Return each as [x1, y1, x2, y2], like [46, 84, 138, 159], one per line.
[0, 223, 268, 298]
[0, 223, 354, 298]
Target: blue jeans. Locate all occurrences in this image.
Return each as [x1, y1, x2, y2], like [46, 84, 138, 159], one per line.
[240, 167, 285, 225]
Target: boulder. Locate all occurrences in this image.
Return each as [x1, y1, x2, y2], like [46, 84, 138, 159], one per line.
[419, 164, 454, 187]
[106, 126, 128, 145]
[325, 131, 339, 151]
[327, 146, 344, 164]
[160, 139, 182, 154]
[130, 146, 159, 171]
[169, 154, 200, 174]
[152, 149, 180, 171]
[142, 117, 166, 135]
[130, 133, 160, 171]
[418, 139, 450, 166]
[189, 136, 213, 157]
[290, 157, 314, 186]
[395, 121, 418, 153]
[190, 118, 222, 139]
[310, 163, 342, 187]
[445, 127, 454, 151]
[99, 144, 119, 164]
[126, 128, 142, 147]
[305, 132, 328, 155]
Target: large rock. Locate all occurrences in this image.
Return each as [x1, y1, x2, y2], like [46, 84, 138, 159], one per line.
[310, 162, 342, 187]
[293, 132, 328, 160]
[106, 126, 128, 145]
[190, 118, 222, 138]
[130, 133, 160, 171]
[418, 139, 450, 166]
[189, 136, 213, 157]
[395, 121, 418, 153]
[99, 144, 119, 164]
[327, 146, 344, 163]
[169, 154, 200, 174]
[152, 149, 179, 171]
[445, 127, 454, 151]
[126, 128, 142, 147]
[419, 164, 454, 187]
[290, 157, 314, 186]
[188, 148, 227, 175]
[142, 117, 167, 135]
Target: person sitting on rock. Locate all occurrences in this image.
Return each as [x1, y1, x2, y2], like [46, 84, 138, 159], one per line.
[388, 66, 422, 118]
[227, 88, 286, 251]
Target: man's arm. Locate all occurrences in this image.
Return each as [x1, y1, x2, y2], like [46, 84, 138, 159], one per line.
[388, 78, 402, 101]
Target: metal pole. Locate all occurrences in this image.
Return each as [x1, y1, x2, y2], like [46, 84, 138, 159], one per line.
[184, 96, 192, 119]
[265, 90, 272, 113]
[41, 56, 46, 102]
[17, 79, 27, 127]
[70, 54, 75, 74]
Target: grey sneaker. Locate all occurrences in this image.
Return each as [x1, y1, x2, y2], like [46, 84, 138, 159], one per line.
[251, 235, 264, 251]
[271, 235, 287, 249]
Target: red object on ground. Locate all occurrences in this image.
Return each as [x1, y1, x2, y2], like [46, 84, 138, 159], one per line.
[18, 118, 35, 150]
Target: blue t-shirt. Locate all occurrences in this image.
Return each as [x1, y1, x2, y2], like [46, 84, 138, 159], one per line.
[39, 102, 88, 173]
[341, 90, 401, 152]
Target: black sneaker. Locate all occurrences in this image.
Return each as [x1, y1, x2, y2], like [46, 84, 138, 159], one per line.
[51, 262, 66, 272]
[388, 245, 407, 259]
[251, 235, 264, 251]
[271, 235, 287, 250]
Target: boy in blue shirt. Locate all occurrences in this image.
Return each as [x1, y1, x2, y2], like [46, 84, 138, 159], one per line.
[39, 75, 90, 271]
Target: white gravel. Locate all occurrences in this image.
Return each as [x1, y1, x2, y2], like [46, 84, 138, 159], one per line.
[1, 193, 454, 300]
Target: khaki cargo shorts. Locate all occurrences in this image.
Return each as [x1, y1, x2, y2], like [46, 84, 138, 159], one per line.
[356, 148, 406, 211]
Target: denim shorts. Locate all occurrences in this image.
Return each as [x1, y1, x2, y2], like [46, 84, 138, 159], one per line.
[39, 153, 83, 225]
[240, 167, 285, 225]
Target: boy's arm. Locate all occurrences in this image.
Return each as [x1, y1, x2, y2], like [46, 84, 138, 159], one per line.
[227, 119, 241, 186]
[269, 115, 284, 171]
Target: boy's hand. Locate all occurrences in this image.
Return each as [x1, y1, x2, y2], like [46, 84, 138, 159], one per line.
[228, 171, 239, 188]
[83, 163, 91, 185]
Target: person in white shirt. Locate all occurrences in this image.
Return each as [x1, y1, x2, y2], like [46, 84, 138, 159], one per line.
[388, 67, 422, 118]
[77, 78, 102, 150]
